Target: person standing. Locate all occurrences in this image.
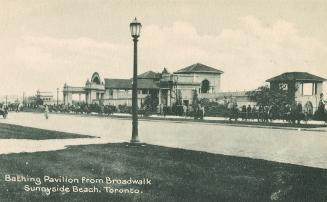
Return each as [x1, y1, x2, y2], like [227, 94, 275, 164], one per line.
[317, 93, 325, 121]
[246, 105, 252, 121]
[241, 105, 247, 120]
[183, 104, 187, 118]
[44, 105, 49, 119]
[200, 104, 205, 120]
[163, 105, 167, 118]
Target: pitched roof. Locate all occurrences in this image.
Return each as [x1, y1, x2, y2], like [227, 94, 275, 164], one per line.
[162, 68, 169, 74]
[104, 78, 159, 89]
[266, 72, 327, 82]
[137, 71, 161, 79]
[104, 79, 131, 89]
[138, 79, 160, 89]
[174, 63, 224, 74]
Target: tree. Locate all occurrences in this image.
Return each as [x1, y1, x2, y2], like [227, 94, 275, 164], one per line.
[246, 84, 295, 107]
[144, 94, 159, 112]
[35, 96, 43, 106]
[170, 86, 183, 106]
[192, 89, 199, 107]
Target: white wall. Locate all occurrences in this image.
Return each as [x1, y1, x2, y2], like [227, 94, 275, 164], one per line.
[175, 73, 221, 93]
[295, 82, 323, 111]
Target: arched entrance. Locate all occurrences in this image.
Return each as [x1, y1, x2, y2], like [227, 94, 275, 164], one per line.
[201, 79, 210, 93]
[304, 101, 314, 116]
[91, 72, 101, 84]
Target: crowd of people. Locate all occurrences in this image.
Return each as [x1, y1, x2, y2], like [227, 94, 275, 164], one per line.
[1, 94, 326, 125]
[228, 96, 327, 124]
[158, 103, 205, 119]
[230, 103, 308, 124]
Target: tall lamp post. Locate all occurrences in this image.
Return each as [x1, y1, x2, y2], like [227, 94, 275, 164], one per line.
[130, 18, 142, 144]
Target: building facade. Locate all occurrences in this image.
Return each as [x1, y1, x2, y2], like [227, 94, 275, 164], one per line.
[62, 63, 224, 107]
[62, 65, 326, 113]
[36, 90, 56, 105]
[266, 72, 326, 113]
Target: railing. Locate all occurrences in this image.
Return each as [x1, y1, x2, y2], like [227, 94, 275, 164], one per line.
[199, 91, 249, 99]
[84, 83, 105, 90]
[63, 86, 85, 93]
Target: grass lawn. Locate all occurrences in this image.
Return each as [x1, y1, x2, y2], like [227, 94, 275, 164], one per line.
[0, 143, 327, 202]
[0, 123, 94, 139]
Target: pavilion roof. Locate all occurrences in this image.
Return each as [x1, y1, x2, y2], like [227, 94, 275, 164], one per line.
[174, 63, 224, 74]
[266, 72, 326, 82]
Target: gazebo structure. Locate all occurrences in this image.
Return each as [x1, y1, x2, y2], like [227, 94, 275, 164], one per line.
[266, 72, 326, 114]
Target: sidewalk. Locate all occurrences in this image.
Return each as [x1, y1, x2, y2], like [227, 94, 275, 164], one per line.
[111, 113, 327, 131]
[17, 111, 327, 131]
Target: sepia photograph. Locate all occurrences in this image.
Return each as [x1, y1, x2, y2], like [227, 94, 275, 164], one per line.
[0, 0, 327, 201]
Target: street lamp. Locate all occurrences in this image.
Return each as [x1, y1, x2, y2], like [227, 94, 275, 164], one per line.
[130, 17, 142, 144]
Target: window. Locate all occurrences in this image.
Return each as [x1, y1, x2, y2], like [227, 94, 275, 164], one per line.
[303, 83, 313, 96]
[183, 100, 189, 106]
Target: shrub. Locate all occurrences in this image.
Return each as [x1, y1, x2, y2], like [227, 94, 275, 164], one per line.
[144, 94, 159, 113]
[104, 105, 117, 115]
[201, 101, 229, 117]
[313, 110, 327, 121]
[89, 103, 102, 114]
[118, 105, 133, 114]
[171, 104, 184, 116]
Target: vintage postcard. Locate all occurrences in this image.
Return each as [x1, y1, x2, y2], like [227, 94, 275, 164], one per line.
[0, 0, 327, 201]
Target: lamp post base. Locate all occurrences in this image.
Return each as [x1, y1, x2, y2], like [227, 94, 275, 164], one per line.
[130, 136, 141, 144]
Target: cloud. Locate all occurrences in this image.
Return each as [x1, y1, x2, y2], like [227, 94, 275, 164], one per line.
[1, 15, 327, 98]
[0, 36, 132, 96]
[141, 16, 327, 91]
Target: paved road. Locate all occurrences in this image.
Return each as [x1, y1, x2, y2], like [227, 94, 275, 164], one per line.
[1, 112, 327, 169]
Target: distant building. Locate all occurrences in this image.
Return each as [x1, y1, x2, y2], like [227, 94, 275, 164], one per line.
[266, 72, 327, 112]
[62, 66, 326, 113]
[63, 63, 224, 107]
[198, 91, 255, 107]
[36, 90, 56, 105]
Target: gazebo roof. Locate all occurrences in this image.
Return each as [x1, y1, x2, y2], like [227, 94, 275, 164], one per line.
[266, 72, 326, 82]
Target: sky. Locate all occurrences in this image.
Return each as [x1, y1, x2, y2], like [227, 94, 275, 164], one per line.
[1, 0, 327, 100]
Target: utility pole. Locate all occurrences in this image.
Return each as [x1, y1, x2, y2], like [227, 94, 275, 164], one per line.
[57, 88, 59, 106]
